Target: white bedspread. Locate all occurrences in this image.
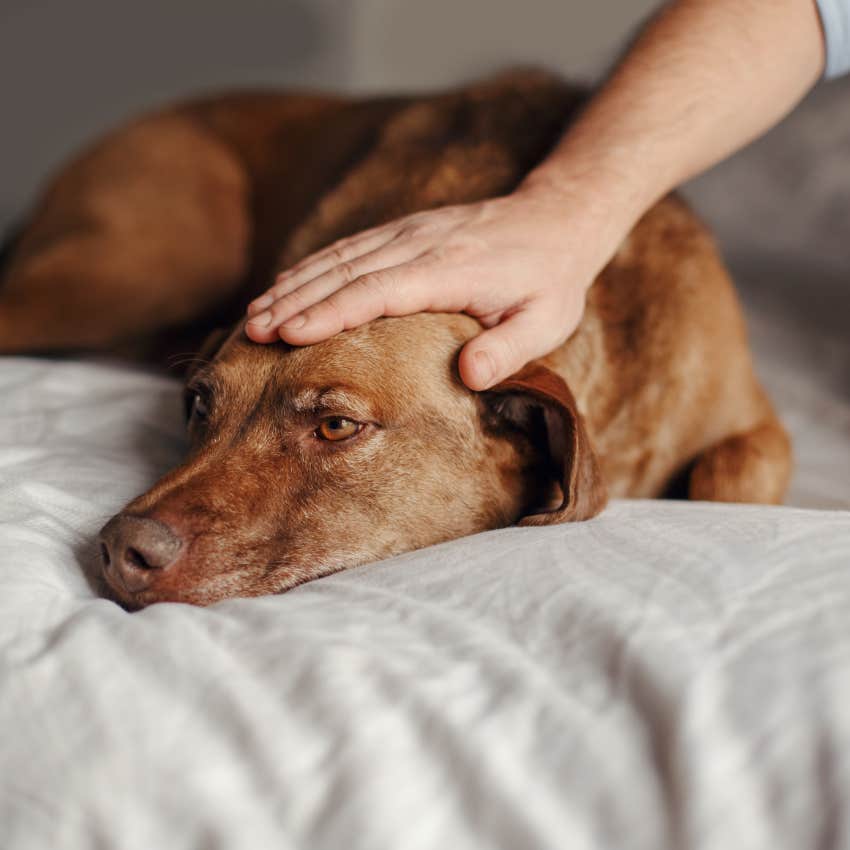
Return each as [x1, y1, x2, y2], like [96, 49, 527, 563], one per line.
[0, 353, 848, 850]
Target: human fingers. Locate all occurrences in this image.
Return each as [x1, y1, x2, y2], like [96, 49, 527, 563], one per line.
[274, 260, 453, 345]
[457, 301, 569, 391]
[244, 239, 428, 342]
[247, 224, 400, 316]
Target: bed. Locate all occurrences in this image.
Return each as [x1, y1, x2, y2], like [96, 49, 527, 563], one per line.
[2, 85, 849, 849]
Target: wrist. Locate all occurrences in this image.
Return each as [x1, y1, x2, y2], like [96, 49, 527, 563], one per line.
[520, 144, 659, 223]
[514, 159, 650, 282]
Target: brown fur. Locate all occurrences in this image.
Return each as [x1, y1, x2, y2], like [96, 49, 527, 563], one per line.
[0, 70, 792, 607]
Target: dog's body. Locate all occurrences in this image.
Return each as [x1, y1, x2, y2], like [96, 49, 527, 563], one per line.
[0, 71, 792, 606]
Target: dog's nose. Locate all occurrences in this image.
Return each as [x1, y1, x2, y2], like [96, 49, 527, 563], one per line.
[99, 515, 184, 593]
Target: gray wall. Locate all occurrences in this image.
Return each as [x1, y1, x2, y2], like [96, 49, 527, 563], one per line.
[348, 0, 656, 90]
[0, 0, 657, 226]
[3, 0, 846, 290]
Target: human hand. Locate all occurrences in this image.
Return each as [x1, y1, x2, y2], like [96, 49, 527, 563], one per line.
[245, 184, 615, 390]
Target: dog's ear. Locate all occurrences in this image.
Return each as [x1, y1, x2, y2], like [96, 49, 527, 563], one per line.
[484, 362, 607, 525]
[185, 328, 229, 384]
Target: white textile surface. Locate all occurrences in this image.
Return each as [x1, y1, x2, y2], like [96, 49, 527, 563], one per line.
[0, 355, 849, 850]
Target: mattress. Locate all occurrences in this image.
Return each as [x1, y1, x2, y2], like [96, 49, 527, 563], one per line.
[0, 313, 848, 850]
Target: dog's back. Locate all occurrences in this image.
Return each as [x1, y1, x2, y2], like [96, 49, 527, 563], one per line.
[1, 69, 791, 517]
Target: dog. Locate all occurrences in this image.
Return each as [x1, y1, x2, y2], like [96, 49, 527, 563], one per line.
[0, 70, 792, 607]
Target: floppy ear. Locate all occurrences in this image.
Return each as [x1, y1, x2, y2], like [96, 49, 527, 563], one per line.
[184, 328, 229, 384]
[485, 362, 607, 525]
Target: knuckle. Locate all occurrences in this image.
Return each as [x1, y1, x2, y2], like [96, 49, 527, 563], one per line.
[350, 270, 381, 295]
[338, 260, 359, 283]
[327, 243, 350, 266]
[360, 269, 395, 303]
[274, 287, 309, 315]
[397, 219, 424, 241]
[498, 328, 531, 367]
[376, 267, 400, 291]
[317, 296, 347, 330]
[490, 341, 515, 373]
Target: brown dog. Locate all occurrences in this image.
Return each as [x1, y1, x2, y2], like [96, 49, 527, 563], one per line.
[0, 71, 792, 607]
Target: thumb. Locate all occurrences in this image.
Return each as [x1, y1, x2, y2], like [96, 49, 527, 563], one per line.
[458, 304, 563, 391]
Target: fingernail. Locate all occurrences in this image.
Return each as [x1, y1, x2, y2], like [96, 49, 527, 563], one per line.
[473, 350, 495, 388]
[282, 314, 307, 329]
[248, 311, 271, 327]
[250, 295, 273, 312]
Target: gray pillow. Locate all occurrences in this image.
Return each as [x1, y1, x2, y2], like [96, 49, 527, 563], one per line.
[684, 76, 850, 276]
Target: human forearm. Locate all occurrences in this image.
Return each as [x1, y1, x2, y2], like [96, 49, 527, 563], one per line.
[521, 0, 825, 228]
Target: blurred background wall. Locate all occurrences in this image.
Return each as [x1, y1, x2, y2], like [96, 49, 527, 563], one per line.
[0, 0, 657, 225]
[1, 0, 848, 321]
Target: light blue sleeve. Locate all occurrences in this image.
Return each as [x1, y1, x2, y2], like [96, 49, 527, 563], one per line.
[817, 0, 850, 77]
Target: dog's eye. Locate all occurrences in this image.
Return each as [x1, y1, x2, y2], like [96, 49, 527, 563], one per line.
[186, 390, 209, 424]
[316, 417, 361, 442]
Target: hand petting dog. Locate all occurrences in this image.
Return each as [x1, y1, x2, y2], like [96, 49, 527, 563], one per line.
[247, 0, 827, 391]
[246, 185, 613, 392]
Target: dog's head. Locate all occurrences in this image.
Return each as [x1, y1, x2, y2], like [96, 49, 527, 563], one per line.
[98, 314, 606, 607]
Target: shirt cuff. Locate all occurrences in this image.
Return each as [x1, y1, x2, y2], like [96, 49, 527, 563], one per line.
[817, 0, 850, 78]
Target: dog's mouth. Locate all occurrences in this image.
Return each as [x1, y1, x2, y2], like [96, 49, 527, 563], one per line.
[97, 520, 352, 608]
[100, 561, 262, 609]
